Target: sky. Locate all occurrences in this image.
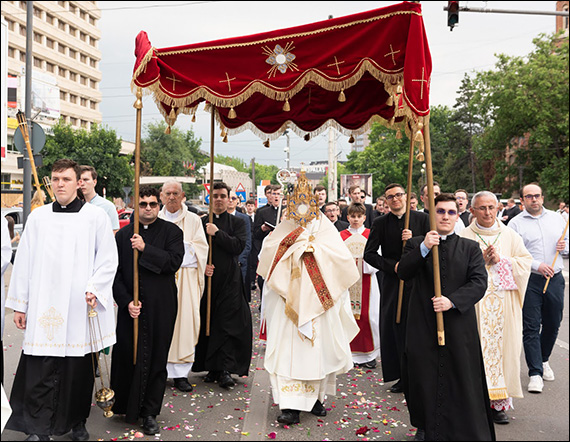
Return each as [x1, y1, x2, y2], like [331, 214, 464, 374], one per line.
[97, 1, 557, 168]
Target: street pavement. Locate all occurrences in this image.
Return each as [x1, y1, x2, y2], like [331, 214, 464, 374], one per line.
[1, 259, 568, 441]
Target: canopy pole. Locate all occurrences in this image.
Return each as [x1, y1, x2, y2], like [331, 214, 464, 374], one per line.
[206, 106, 215, 336]
[132, 88, 143, 364]
[396, 136, 415, 324]
[423, 116, 445, 346]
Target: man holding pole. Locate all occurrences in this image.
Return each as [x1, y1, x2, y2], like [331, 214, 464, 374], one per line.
[508, 183, 568, 394]
[363, 183, 429, 393]
[397, 193, 494, 441]
[111, 186, 184, 435]
[192, 182, 252, 389]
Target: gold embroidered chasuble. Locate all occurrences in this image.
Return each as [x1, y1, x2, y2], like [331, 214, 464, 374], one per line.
[462, 221, 532, 400]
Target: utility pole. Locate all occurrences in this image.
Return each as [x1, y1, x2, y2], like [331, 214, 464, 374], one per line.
[23, 1, 33, 225]
[284, 130, 290, 170]
[250, 157, 256, 200]
[327, 127, 337, 201]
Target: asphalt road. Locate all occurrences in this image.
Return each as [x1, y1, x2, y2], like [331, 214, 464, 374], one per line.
[1, 259, 568, 441]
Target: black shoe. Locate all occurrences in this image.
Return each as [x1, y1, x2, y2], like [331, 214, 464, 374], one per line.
[414, 428, 425, 441]
[218, 371, 236, 389]
[71, 422, 89, 441]
[142, 415, 159, 435]
[361, 359, 377, 369]
[390, 380, 403, 393]
[277, 409, 300, 425]
[174, 377, 194, 392]
[492, 408, 509, 424]
[310, 400, 327, 417]
[25, 436, 51, 441]
[204, 371, 219, 383]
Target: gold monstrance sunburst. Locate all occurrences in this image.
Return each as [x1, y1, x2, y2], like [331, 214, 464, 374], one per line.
[286, 171, 320, 228]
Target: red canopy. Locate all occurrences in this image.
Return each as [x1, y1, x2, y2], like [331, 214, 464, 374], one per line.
[132, 1, 431, 142]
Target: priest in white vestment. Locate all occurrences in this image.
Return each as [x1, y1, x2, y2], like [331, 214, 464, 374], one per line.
[5, 159, 118, 441]
[461, 191, 532, 425]
[159, 180, 209, 392]
[257, 172, 360, 425]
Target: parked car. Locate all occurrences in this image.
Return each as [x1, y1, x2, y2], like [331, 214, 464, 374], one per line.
[2, 207, 23, 253]
[117, 208, 133, 229]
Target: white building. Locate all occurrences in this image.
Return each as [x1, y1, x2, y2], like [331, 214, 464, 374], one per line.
[1, 1, 102, 194]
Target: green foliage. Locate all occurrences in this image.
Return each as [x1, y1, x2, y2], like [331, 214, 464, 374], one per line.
[40, 122, 133, 198]
[470, 33, 569, 202]
[212, 155, 279, 184]
[141, 120, 207, 197]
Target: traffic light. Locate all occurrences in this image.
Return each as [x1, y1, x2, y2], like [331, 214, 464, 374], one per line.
[447, 1, 459, 31]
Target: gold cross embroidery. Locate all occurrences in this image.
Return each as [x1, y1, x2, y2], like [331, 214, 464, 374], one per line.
[412, 67, 429, 100]
[328, 56, 345, 75]
[384, 44, 401, 66]
[39, 307, 64, 341]
[219, 72, 236, 92]
[166, 74, 181, 91]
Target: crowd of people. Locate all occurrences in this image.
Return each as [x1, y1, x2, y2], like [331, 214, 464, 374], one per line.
[0, 158, 568, 442]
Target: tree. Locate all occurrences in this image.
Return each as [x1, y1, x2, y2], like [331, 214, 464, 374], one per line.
[40, 122, 133, 198]
[470, 33, 569, 202]
[141, 120, 207, 197]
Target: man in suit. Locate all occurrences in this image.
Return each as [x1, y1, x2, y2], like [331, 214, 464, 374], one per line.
[501, 198, 521, 225]
[323, 201, 349, 232]
[228, 191, 252, 301]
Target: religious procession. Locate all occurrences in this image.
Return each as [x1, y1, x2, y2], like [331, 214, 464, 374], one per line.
[1, 2, 569, 442]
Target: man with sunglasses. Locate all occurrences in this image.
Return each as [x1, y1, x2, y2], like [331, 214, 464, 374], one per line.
[397, 193, 494, 441]
[509, 183, 568, 394]
[111, 186, 185, 435]
[363, 183, 430, 394]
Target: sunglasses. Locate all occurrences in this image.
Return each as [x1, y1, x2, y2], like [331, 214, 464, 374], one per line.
[139, 201, 159, 209]
[435, 208, 457, 216]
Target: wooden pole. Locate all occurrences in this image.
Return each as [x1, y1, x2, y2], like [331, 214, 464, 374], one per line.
[132, 88, 142, 364]
[422, 116, 445, 346]
[16, 111, 43, 198]
[206, 106, 215, 336]
[396, 136, 415, 324]
[543, 218, 569, 293]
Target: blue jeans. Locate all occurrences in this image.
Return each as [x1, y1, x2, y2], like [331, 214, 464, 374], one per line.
[522, 272, 565, 377]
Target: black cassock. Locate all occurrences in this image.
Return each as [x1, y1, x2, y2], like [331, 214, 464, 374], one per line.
[111, 218, 184, 424]
[192, 211, 253, 376]
[363, 210, 430, 382]
[397, 234, 495, 441]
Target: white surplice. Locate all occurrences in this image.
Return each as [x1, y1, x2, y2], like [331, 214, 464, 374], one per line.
[5, 203, 118, 357]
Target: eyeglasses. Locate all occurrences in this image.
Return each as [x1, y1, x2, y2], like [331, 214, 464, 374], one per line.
[230, 197, 239, 201]
[164, 191, 180, 197]
[455, 196, 467, 200]
[435, 208, 457, 216]
[324, 209, 336, 213]
[524, 194, 542, 200]
[386, 192, 405, 201]
[139, 201, 159, 209]
[473, 205, 496, 212]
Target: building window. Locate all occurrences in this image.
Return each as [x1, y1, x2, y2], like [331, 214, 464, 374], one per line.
[69, 49, 77, 59]
[58, 21, 66, 31]
[81, 120, 88, 128]
[89, 15, 96, 26]
[80, 10, 87, 21]
[90, 101, 97, 110]
[80, 31, 87, 42]
[58, 1, 66, 8]
[58, 67, 67, 77]
[19, 51, 26, 63]
[70, 117, 78, 126]
[46, 62, 55, 73]
[33, 32, 42, 43]
[1, 173, 11, 190]
[81, 98, 87, 107]
[90, 79, 97, 89]
[8, 47, 15, 58]
[7, 20, 15, 31]
[34, 57, 42, 68]
[58, 43, 66, 54]
[80, 76, 87, 86]
[69, 72, 77, 81]
[80, 54, 87, 64]
[89, 37, 97, 47]
[19, 25, 26, 36]
[60, 90, 67, 100]
[33, 6, 42, 18]
[69, 94, 77, 104]
[46, 13, 54, 25]
[69, 26, 77, 37]
[19, 1, 26, 10]
[89, 58, 97, 68]
[46, 38, 55, 49]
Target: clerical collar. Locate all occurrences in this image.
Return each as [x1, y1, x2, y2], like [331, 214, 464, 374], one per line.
[227, 209, 236, 216]
[53, 197, 84, 213]
[391, 211, 405, 219]
[439, 233, 455, 241]
[475, 220, 499, 231]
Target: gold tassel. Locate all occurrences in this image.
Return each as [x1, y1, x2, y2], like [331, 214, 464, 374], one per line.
[414, 129, 423, 143]
[416, 152, 425, 162]
[220, 127, 227, 138]
[165, 126, 171, 135]
[386, 95, 394, 106]
[228, 107, 237, 119]
[304, 134, 311, 141]
[223, 134, 228, 143]
[396, 129, 402, 139]
[348, 134, 355, 143]
[191, 109, 196, 123]
[169, 108, 176, 120]
[338, 89, 346, 102]
[390, 117, 396, 127]
[282, 99, 290, 112]
[263, 139, 270, 148]
[396, 85, 403, 95]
